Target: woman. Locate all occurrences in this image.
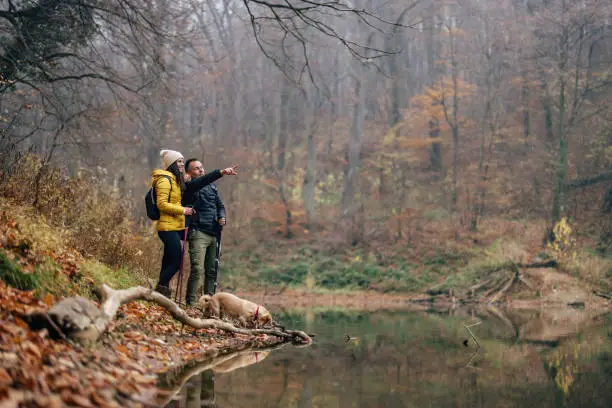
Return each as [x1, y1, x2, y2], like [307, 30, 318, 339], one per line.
[152, 149, 238, 297]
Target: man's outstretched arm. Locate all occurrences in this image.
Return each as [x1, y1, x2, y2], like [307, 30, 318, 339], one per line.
[185, 165, 239, 196]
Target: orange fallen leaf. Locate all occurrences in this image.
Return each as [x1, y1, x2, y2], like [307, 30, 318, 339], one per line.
[22, 341, 42, 360]
[124, 331, 144, 340]
[0, 322, 20, 336]
[61, 390, 94, 408]
[0, 367, 12, 387]
[13, 317, 29, 330]
[91, 391, 119, 408]
[114, 344, 129, 355]
[53, 377, 73, 390]
[42, 294, 55, 307]
[34, 395, 63, 408]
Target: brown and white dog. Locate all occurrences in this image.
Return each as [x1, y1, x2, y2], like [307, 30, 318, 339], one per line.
[198, 292, 273, 328]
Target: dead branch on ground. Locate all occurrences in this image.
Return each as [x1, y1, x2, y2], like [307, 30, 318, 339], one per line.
[21, 285, 312, 345]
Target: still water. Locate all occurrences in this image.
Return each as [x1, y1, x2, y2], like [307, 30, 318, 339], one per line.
[160, 306, 612, 407]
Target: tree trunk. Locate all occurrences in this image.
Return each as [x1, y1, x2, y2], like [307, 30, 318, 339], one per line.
[450, 30, 459, 213]
[429, 118, 442, 176]
[426, 11, 441, 177]
[539, 78, 556, 141]
[451, 123, 459, 211]
[522, 72, 531, 145]
[604, 187, 612, 213]
[278, 77, 292, 237]
[552, 80, 566, 225]
[471, 47, 494, 231]
[303, 126, 316, 229]
[340, 75, 366, 217]
[279, 180, 293, 238]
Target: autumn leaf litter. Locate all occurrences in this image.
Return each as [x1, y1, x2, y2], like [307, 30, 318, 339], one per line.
[0, 280, 278, 407]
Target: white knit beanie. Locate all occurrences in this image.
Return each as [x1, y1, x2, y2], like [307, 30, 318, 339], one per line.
[160, 149, 184, 169]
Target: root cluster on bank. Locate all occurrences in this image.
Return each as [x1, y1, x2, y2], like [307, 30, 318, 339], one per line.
[425, 260, 559, 305]
[21, 285, 312, 346]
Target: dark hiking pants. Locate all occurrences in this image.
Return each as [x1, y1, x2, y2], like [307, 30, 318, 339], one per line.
[186, 229, 217, 305]
[156, 230, 184, 293]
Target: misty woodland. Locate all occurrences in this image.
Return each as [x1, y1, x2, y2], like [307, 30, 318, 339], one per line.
[0, 0, 612, 406]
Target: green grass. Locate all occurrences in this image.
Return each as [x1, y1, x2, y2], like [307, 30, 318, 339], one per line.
[0, 250, 70, 296]
[79, 259, 143, 289]
[0, 251, 39, 291]
[0, 249, 145, 300]
[222, 245, 464, 293]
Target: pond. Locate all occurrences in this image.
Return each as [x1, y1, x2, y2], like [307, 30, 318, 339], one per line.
[159, 305, 612, 407]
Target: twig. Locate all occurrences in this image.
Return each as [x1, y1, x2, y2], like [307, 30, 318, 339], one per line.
[462, 318, 482, 369]
[43, 313, 79, 349]
[488, 275, 515, 304]
[464, 350, 481, 369]
[469, 278, 492, 292]
[464, 319, 481, 349]
[518, 275, 535, 289]
[68, 351, 84, 370]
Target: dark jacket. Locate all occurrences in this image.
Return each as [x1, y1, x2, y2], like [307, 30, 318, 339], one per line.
[183, 171, 226, 236]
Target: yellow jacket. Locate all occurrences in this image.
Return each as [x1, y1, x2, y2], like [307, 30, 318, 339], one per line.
[151, 169, 185, 231]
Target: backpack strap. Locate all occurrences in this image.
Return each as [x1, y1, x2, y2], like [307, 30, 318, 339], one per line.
[153, 175, 173, 203]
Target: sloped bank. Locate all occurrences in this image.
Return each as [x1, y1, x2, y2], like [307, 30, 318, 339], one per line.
[426, 262, 612, 310]
[0, 280, 309, 407]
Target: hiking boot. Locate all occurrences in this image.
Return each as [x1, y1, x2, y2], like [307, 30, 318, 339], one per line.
[155, 284, 171, 298]
[204, 280, 217, 296]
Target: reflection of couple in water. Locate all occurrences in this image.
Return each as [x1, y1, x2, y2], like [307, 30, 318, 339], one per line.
[184, 369, 216, 408]
[162, 348, 272, 407]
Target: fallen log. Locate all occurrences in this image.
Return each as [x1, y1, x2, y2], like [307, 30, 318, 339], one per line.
[592, 290, 612, 300]
[20, 285, 312, 345]
[516, 260, 558, 268]
[425, 288, 451, 296]
[487, 274, 516, 304]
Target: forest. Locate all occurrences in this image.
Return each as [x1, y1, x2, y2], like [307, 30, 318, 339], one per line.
[1, 0, 612, 406]
[1, 0, 611, 296]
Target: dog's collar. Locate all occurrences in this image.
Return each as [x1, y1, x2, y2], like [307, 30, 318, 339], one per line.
[254, 305, 260, 320]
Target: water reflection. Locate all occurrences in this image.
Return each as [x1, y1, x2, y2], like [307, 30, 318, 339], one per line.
[176, 369, 215, 408]
[158, 343, 286, 407]
[161, 306, 612, 407]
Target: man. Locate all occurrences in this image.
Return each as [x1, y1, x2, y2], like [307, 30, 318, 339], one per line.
[183, 158, 227, 305]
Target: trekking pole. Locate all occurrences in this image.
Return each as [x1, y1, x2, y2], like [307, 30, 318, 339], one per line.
[174, 227, 189, 305]
[214, 227, 223, 294]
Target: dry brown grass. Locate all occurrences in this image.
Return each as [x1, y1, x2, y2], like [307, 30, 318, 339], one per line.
[0, 155, 160, 278]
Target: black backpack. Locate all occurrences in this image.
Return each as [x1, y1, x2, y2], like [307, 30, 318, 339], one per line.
[145, 175, 172, 220]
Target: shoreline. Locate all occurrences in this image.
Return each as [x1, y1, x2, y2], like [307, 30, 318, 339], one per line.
[234, 289, 427, 311]
[234, 287, 612, 312]
[2, 283, 611, 407]
[0, 281, 294, 407]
